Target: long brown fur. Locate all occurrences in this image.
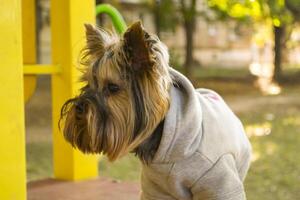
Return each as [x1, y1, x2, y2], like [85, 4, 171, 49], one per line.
[60, 21, 172, 162]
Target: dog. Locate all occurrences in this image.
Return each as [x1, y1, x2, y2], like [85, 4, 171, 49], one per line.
[60, 21, 251, 200]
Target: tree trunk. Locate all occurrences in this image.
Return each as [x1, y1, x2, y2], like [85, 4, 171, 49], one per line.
[153, 0, 161, 38]
[180, 0, 196, 78]
[184, 19, 194, 77]
[96, 0, 105, 26]
[273, 25, 284, 82]
[36, 0, 43, 63]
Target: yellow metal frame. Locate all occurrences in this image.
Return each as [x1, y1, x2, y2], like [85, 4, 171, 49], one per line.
[23, 0, 37, 103]
[22, 0, 98, 181]
[51, 0, 98, 180]
[24, 64, 61, 74]
[0, 0, 26, 199]
[0, 0, 99, 198]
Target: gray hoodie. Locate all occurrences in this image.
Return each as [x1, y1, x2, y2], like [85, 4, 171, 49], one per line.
[141, 68, 252, 200]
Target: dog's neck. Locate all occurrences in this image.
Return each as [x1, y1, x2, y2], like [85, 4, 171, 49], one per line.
[133, 119, 165, 164]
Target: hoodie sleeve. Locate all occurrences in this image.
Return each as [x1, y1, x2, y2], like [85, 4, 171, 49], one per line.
[191, 154, 246, 200]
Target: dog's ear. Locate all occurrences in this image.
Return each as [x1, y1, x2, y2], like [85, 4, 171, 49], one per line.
[84, 23, 108, 58]
[123, 21, 154, 71]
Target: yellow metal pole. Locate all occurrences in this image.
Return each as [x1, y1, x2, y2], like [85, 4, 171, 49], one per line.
[0, 0, 26, 199]
[22, 0, 37, 103]
[51, 0, 98, 180]
[24, 64, 61, 75]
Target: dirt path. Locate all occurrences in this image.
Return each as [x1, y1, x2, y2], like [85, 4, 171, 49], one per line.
[226, 93, 300, 114]
[28, 178, 140, 200]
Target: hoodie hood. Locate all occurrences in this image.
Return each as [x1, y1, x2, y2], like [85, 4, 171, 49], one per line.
[152, 68, 203, 163]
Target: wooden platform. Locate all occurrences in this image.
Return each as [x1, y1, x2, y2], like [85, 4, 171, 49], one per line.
[28, 178, 140, 200]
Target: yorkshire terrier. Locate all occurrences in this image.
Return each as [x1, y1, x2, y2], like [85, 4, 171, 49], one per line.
[60, 21, 251, 200]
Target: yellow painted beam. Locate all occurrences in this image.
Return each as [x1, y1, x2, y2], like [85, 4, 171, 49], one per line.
[51, 0, 98, 180]
[0, 0, 26, 199]
[24, 64, 61, 74]
[22, 0, 37, 103]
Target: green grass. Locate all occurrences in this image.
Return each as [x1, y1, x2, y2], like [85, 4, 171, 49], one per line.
[240, 96, 300, 200]
[99, 155, 141, 181]
[26, 69, 300, 199]
[174, 65, 252, 79]
[26, 141, 53, 181]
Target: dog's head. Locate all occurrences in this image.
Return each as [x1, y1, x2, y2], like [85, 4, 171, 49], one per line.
[60, 22, 171, 161]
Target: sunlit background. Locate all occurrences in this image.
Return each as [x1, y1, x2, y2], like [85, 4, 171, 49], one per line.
[26, 0, 300, 199]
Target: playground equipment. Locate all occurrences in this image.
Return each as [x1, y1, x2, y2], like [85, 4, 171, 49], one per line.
[0, 1, 126, 199]
[24, 4, 127, 102]
[96, 4, 127, 34]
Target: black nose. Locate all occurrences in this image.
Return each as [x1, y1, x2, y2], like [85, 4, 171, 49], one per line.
[75, 101, 85, 114]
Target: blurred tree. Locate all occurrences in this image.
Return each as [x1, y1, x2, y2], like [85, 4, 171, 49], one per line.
[147, 0, 178, 38]
[147, 0, 198, 77]
[153, 0, 161, 38]
[286, 0, 300, 20]
[265, 0, 292, 82]
[208, 0, 300, 82]
[180, 0, 197, 77]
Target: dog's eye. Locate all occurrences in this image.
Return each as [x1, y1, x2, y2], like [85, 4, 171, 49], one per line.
[107, 83, 120, 94]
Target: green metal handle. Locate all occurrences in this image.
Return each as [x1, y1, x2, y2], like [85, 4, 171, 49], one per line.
[96, 4, 127, 34]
